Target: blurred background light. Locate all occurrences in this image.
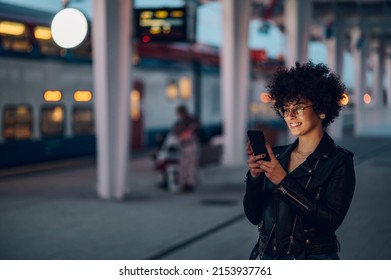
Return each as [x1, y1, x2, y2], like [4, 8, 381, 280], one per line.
[166, 80, 179, 100]
[44, 90, 62, 102]
[259, 92, 271, 103]
[179, 76, 192, 100]
[74, 90, 92, 102]
[34, 26, 52, 40]
[51, 7, 88, 49]
[130, 89, 141, 121]
[52, 106, 64, 122]
[341, 92, 349, 106]
[363, 93, 371, 105]
[0, 21, 25, 36]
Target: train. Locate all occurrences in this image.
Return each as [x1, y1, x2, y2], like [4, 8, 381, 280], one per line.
[0, 3, 284, 168]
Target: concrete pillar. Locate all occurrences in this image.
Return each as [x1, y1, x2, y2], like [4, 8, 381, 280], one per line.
[193, 61, 202, 121]
[385, 45, 391, 108]
[282, 0, 312, 143]
[326, 20, 345, 77]
[220, 0, 251, 166]
[284, 0, 312, 67]
[350, 28, 369, 136]
[92, 0, 132, 199]
[371, 39, 385, 108]
[326, 19, 345, 140]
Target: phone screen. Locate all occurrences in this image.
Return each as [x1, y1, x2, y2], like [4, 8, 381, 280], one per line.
[247, 130, 270, 161]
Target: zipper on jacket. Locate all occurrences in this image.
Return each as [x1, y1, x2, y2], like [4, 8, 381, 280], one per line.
[286, 215, 297, 255]
[260, 223, 275, 259]
[286, 235, 294, 255]
[315, 187, 322, 200]
[278, 186, 310, 210]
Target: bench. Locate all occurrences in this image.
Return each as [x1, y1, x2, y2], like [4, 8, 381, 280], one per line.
[198, 144, 223, 167]
[154, 142, 223, 192]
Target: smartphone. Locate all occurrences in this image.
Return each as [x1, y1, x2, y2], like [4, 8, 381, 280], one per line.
[247, 130, 270, 161]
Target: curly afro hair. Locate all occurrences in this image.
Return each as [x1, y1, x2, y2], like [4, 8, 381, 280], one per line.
[267, 61, 346, 129]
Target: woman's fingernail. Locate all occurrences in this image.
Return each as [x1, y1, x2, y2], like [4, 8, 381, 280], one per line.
[265, 142, 269, 146]
[260, 154, 266, 158]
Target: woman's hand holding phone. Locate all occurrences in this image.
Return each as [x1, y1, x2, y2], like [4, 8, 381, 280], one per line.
[246, 141, 287, 185]
[260, 143, 287, 185]
[246, 130, 270, 161]
[246, 142, 267, 178]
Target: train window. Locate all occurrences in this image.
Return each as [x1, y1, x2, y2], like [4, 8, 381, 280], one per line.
[40, 105, 65, 137]
[72, 106, 94, 135]
[0, 21, 32, 53]
[34, 25, 63, 56]
[3, 105, 33, 140]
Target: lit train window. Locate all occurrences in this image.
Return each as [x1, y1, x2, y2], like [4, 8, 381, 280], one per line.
[0, 21, 32, 53]
[40, 105, 65, 137]
[3, 105, 33, 140]
[73, 90, 92, 102]
[34, 25, 62, 56]
[72, 106, 94, 135]
[44, 90, 62, 102]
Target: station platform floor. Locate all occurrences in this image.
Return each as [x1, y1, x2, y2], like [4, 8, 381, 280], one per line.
[0, 136, 391, 260]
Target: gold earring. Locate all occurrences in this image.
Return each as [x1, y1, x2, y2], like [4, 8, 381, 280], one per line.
[320, 113, 326, 119]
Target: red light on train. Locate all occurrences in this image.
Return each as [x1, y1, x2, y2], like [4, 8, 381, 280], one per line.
[142, 35, 150, 43]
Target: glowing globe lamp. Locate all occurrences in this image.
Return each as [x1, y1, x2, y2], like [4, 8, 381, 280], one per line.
[51, 8, 88, 49]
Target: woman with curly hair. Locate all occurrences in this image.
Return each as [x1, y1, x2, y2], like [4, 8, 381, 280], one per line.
[244, 61, 355, 260]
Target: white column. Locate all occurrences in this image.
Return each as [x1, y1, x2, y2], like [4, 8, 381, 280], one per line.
[351, 28, 368, 136]
[283, 0, 312, 144]
[92, 0, 132, 199]
[370, 39, 385, 133]
[220, 0, 251, 166]
[284, 0, 312, 67]
[326, 20, 345, 140]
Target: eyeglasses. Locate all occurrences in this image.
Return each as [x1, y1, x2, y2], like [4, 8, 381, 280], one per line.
[277, 105, 313, 118]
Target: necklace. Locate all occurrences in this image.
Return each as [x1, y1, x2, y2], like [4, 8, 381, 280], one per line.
[294, 147, 313, 158]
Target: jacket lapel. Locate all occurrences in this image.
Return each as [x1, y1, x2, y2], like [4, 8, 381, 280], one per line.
[277, 131, 334, 179]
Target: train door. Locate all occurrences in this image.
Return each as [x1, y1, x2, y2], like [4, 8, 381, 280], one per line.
[130, 80, 144, 150]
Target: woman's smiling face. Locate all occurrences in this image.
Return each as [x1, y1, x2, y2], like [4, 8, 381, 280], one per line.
[280, 98, 323, 137]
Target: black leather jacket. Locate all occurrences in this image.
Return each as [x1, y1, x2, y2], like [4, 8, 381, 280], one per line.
[244, 132, 355, 259]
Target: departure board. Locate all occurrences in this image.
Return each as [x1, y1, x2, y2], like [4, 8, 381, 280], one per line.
[134, 7, 191, 43]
